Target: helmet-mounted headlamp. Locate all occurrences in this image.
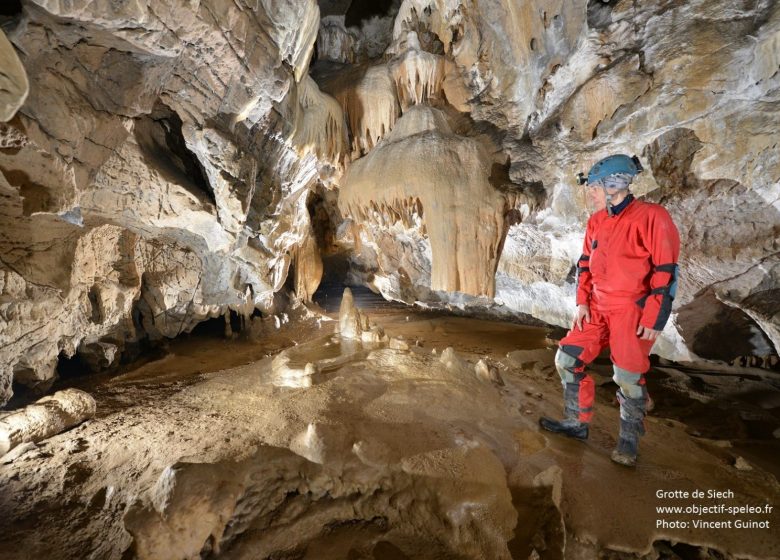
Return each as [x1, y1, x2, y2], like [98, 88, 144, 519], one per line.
[576, 154, 644, 186]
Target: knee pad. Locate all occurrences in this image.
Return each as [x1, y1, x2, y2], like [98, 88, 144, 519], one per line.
[555, 349, 579, 384]
[612, 367, 646, 400]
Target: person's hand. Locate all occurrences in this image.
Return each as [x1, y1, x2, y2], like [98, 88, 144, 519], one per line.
[574, 304, 590, 331]
[636, 325, 661, 341]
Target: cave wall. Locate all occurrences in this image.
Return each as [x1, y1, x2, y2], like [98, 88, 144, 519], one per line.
[0, 0, 778, 404]
[0, 0, 338, 403]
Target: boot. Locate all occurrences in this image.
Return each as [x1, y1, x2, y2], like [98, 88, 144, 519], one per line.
[539, 382, 589, 441]
[611, 419, 642, 466]
[611, 390, 646, 467]
[539, 417, 589, 440]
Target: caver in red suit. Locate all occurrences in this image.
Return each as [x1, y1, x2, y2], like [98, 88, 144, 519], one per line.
[539, 154, 680, 467]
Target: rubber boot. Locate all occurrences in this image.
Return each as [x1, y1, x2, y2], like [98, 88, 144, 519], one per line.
[539, 382, 589, 441]
[611, 390, 646, 467]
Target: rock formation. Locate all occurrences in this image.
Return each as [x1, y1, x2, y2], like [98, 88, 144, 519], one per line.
[1, 0, 779, 406]
[340, 105, 512, 298]
[2, 311, 778, 559]
[0, 0, 337, 403]
[0, 388, 95, 457]
[0, 29, 28, 121]
[0, 2, 778, 559]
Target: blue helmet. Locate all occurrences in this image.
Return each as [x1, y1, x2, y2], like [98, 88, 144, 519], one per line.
[585, 154, 643, 185]
[574, 154, 644, 216]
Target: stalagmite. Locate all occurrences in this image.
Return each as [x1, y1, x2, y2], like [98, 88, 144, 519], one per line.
[0, 389, 96, 457]
[439, 346, 467, 372]
[338, 287, 363, 339]
[475, 359, 503, 385]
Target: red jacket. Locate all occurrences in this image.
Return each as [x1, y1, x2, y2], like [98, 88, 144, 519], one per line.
[575, 197, 680, 331]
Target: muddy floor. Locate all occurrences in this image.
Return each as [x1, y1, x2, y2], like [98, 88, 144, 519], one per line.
[0, 295, 778, 559]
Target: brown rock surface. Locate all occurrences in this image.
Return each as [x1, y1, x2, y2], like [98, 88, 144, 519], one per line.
[1, 310, 778, 558]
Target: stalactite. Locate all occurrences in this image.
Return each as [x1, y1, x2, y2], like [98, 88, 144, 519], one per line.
[292, 75, 348, 164]
[326, 64, 401, 158]
[339, 106, 506, 298]
[317, 16, 359, 64]
[391, 33, 445, 110]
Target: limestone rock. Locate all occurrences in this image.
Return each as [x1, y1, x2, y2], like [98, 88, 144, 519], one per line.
[0, 389, 96, 457]
[78, 342, 119, 372]
[0, 30, 28, 122]
[0, 0, 332, 403]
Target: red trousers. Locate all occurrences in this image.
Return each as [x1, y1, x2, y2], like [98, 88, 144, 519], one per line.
[558, 303, 653, 422]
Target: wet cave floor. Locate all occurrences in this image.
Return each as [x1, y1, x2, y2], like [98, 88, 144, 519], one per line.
[1, 290, 779, 559]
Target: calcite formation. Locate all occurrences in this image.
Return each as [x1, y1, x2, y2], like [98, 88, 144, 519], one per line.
[389, 34, 445, 109]
[340, 105, 510, 298]
[325, 0, 780, 364]
[2, 311, 778, 559]
[317, 62, 401, 157]
[1, 0, 779, 406]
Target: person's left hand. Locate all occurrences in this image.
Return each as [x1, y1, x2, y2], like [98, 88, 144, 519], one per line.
[636, 325, 661, 341]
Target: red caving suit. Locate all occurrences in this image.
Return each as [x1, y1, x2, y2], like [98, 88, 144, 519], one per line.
[559, 195, 681, 422]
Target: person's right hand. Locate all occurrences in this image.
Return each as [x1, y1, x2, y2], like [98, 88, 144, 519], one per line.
[575, 304, 591, 331]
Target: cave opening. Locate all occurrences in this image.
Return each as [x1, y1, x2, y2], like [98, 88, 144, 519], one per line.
[0, 0, 22, 31]
[56, 350, 92, 379]
[134, 101, 215, 207]
[344, 0, 396, 28]
[87, 285, 102, 324]
[188, 315, 230, 338]
[677, 290, 779, 366]
[0, 0, 21, 16]
[586, 0, 619, 29]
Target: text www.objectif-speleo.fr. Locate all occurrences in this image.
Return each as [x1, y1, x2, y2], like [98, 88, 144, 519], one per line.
[655, 489, 773, 529]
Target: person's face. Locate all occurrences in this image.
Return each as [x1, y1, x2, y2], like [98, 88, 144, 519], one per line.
[587, 185, 606, 211]
[586, 185, 623, 212]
